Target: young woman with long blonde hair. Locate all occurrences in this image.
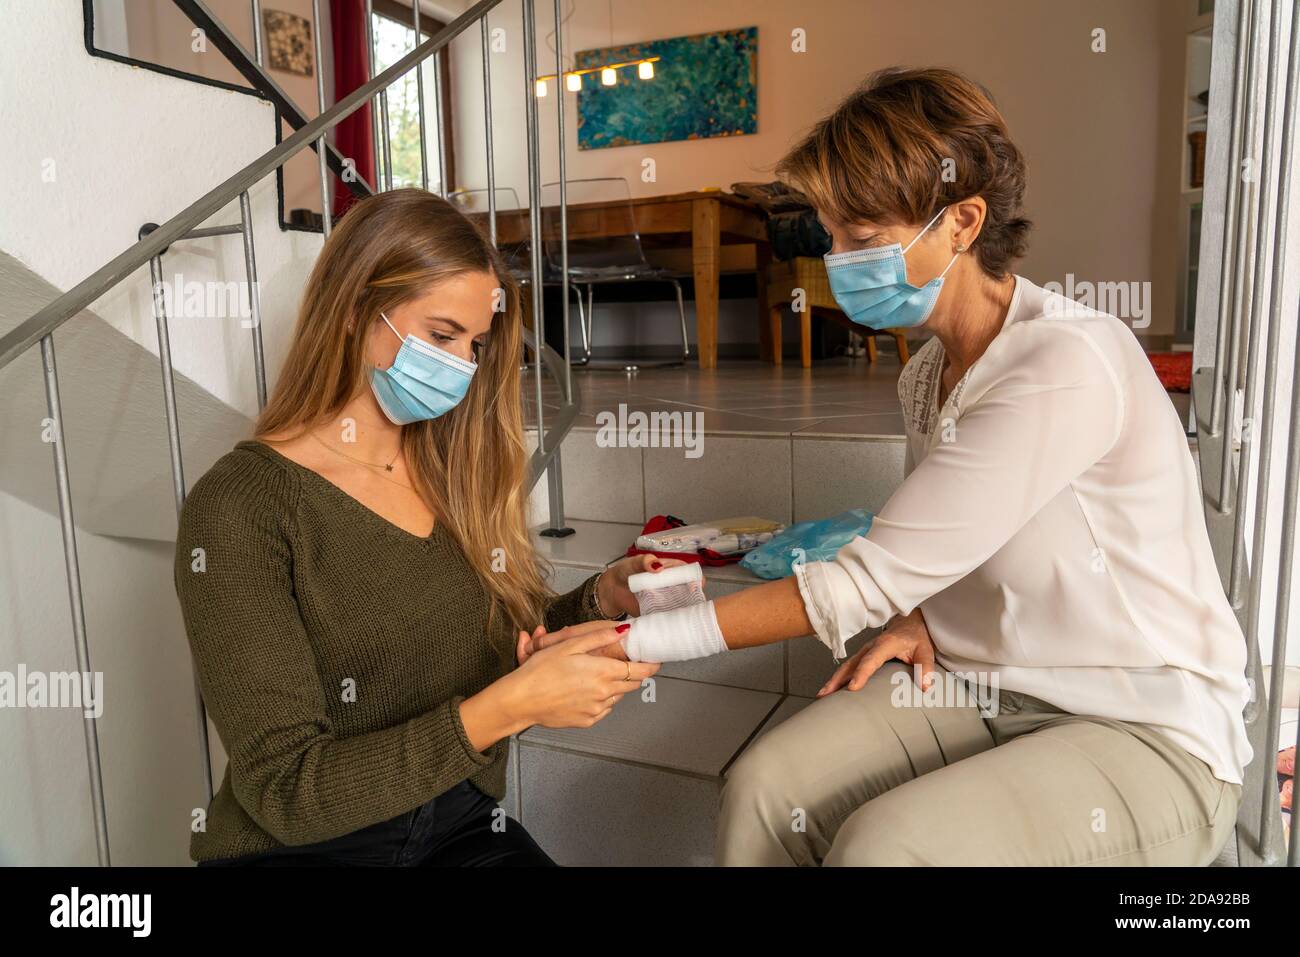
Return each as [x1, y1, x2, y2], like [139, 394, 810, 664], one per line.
[174, 188, 662, 866]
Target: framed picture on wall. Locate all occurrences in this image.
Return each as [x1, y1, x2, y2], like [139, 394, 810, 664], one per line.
[575, 27, 758, 150]
[262, 9, 314, 77]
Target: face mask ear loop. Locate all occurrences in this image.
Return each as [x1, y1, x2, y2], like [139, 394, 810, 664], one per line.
[937, 247, 963, 281]
[902, 206, 951, 255]
[380, 311, 405, 345]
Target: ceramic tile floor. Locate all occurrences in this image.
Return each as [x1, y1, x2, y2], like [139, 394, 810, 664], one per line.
[523, 355, 1195, 438]
[523, 356, 909, 437]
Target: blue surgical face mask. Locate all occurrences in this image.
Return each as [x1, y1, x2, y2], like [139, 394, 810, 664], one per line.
[823, 207, 961, 330]
[368, 312, 476, 424]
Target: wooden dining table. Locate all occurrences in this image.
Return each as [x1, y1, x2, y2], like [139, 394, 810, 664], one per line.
[470, 189, 773, 369]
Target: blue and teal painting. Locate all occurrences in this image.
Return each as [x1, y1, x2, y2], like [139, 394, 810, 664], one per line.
[575, 26, 757, 150]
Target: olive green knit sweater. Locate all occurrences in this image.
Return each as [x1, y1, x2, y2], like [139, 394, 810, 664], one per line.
[174, 440, 602, 863]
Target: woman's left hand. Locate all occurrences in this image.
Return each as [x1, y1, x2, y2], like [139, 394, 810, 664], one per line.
[597, 554, 689, 619]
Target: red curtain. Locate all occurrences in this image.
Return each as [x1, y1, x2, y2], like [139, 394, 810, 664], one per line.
[329, 0, 375, 218]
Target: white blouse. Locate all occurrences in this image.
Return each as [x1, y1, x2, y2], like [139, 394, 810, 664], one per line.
[794, 276, 1252, 784]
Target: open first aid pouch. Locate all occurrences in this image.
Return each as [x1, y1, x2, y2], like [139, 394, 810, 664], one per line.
[634, 517, 783, 556]
[739, 508, 874, 580]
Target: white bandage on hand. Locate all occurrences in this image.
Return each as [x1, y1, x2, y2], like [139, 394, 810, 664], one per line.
[621, 600, 728, 663]
[627, 562, 706, 615]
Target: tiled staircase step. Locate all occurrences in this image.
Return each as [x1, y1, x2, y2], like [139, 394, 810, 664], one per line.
[551, 428, 646, 525]
[642, 433, 794, 524]
[792, 436, 907, 518]
[515, 691, 817, 866]
[532, 518, 636, 570]
[549, 421, 907, 530]
[517, 744, 720, 866]
[520, 675, 782, 778]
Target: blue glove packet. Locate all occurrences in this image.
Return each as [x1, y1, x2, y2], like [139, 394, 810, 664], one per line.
[739, 508, 874, 580]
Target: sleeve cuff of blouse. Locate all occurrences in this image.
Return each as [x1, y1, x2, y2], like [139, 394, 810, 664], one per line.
[793, 560, 850, 660]
[442, 696, 496, 768]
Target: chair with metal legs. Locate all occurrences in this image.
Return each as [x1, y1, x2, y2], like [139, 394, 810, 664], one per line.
[540, 178, 690, 369]
[450, 186, 590, 364]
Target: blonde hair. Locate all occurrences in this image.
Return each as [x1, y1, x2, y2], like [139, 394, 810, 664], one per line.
[255, 188, 550, 631]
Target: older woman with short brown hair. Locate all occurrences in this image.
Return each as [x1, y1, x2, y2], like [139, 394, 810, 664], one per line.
[533, 67, 1250, 866]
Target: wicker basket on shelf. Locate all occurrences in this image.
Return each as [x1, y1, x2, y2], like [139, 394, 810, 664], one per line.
[766, 257, 910, 368]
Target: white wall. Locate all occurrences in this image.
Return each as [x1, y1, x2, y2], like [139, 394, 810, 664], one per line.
[0, 491, 203, 865]
[109, 0, 336, 216]
[2, 0, 324, 420]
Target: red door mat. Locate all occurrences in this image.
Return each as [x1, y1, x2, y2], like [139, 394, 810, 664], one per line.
[1146, 351, 1192, 393]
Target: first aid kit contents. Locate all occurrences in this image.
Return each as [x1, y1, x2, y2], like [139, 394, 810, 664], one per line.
[627, 562, 707, 615]
[740, 508, 875, 580]
[635, 517, 785, 556]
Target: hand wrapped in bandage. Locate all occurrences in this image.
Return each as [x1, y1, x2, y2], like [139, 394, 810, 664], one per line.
[520, 563, 727, 665]
[520, 605, 729, 665]
[596, 554, 694, 619]
[621, 601, 729, 663]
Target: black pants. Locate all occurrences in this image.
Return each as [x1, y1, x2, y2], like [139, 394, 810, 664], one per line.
[198, 781, 555, 867]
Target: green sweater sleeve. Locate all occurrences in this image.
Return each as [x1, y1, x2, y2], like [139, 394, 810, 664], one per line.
[542, 570, 607, 632]
[174, 461, 495, 847]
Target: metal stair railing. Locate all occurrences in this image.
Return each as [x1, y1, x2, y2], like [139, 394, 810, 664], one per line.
[1193, 0, 1299, 867]
[3, 0, 584, 866]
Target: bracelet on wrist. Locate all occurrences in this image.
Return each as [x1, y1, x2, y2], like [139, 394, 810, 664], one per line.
[592, 568, 628, 621]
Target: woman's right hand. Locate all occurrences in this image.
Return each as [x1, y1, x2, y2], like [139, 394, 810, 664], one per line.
[503, 626, 659, 729]
[817, 608, 937, 697]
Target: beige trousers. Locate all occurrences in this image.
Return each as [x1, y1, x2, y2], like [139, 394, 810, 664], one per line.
[717, 662, 1240, 866]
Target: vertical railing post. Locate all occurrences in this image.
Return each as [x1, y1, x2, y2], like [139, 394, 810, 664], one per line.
[1217, 0, 1267, 511]
[147, 257, 188, 527]
[147, 256, 217, 806]
[1256, 0, 1300, 861]
[413, 0, 429, 191]
[1210, 0, 1256, 437]
[40, 334, 112, 866]
[380, 92, 394, 190]
[1231, 0, 1291, 606]
[1265, 311, 1300, 863]
[365, 0, 383, 189]
[482, 17, 497, 245]
[238, 191, 269, 410]
[553, 0, 571, 403]
[434, 52, 449, 197]
[249, 0, 264, 66]
[311, 0, 332, 237]
[521, 0, 556, 530]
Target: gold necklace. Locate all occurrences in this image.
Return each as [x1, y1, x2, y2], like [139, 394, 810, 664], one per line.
[308, 432, 414, 491]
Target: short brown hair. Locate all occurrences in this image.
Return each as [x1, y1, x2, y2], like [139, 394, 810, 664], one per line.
[777, 68, 1031, 278]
